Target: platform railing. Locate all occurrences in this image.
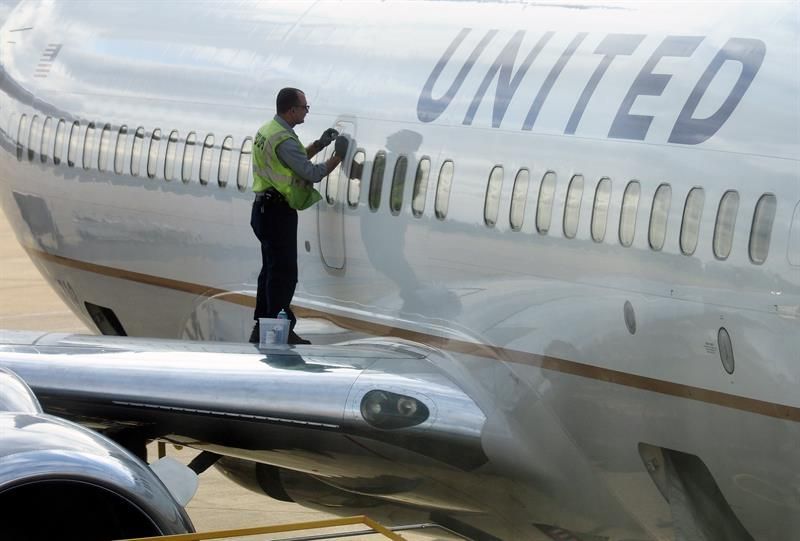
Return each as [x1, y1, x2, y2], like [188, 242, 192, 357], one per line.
[121, 515, 410, 541]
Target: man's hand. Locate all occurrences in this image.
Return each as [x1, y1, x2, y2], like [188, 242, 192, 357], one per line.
[333, 135, 349, 159]
[324, 135, 349, 175]
[316, 128, 339, 148]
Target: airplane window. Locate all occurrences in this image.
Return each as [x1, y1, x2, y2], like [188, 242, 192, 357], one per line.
[130, 127, 145, 176]
[199, 134, 215, 185]
[67, 121, 81, 167]
[749, 193, 777, 264]
[334, 159, 350, 205]
[16, 114, 27, 160]
[619, 180, 641, 247]
[411, 157, 431, 217]
[788, 202, 800, 266]
[182, 132, 196, 183]
[164, 130, 179, 181]
[218, 135, 233, 187]
[591, 177, 611, 242]
[237, 137, 252, 191]
[390, 155, 408, 216]
[680, 187, 705, 255]
[563, 174, 584, 239]
[114, 126, 127, 175]
[536, 171, 557, 234]
[713, 190, 739, 260]
[53, 119, 66, 165]
[484, 165, 503, 227]
[509, 169, 529, 231]
[27, 115, 40, 161]
[435, 159, 454, 220]
[40, 116, 53, 163]
[98, 124, 112, 172]
[369, 150, 386, 212]
[82, 122, 96, 170]
[323, 143, 338, 205]
[347, 150, 365, 208]
[649, 183, 672, 251]
[147, 128, 162, 179]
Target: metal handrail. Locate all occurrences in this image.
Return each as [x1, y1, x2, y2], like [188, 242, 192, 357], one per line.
[121, 515, 407, 541]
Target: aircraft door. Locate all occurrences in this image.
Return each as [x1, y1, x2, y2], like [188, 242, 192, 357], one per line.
[317, 119, 354, 270]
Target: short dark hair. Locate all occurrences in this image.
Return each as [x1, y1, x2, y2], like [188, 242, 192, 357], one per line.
[276, 87, 303, 114]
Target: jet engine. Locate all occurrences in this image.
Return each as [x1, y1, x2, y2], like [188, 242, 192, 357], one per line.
[215, 456, 433, 525]
[0, 368, 194, 541]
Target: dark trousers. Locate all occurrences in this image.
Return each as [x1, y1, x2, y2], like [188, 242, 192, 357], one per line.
[251, 194, 298, 331]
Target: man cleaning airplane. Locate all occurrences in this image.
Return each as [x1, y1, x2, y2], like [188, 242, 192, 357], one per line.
[249, 87, 349, 344]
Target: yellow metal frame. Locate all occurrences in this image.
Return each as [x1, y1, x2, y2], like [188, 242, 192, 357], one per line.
[122, 515, 407, 541]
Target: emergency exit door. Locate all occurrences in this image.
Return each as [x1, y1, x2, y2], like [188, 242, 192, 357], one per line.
[317, 119, 353, 270]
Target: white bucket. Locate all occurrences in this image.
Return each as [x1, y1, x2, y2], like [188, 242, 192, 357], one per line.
[258, 317, 289, 346]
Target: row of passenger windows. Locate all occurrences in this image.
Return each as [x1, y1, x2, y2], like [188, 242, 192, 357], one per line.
[324, 149, 454, 220]
[15, 112, 776, 264]
[15, 113, 253, 189]
[328, 150, 776, 265]
[487, 167, 776, 264]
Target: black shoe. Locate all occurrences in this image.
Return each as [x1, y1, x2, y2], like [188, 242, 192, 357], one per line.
[248, 323, 259, 344]
[288, 331, 311, 345]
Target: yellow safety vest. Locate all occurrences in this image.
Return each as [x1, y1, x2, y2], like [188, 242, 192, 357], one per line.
[252, 119, 322, 210]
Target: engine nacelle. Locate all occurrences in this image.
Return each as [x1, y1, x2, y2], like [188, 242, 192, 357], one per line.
[215, 456, 432, 527]
[0, 368, 193, 540]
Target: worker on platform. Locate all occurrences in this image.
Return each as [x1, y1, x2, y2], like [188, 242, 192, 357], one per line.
[249, 87, 348, 344]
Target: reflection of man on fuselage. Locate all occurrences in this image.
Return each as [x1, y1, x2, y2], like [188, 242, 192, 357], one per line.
[362, 130, 421, 312]
[360, 129, 459, 318]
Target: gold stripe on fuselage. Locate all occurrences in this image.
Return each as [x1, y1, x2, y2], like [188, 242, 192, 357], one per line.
[26, 246, 800, 424]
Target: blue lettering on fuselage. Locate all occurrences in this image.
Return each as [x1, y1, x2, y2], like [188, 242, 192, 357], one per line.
[416, 29, 766, 145]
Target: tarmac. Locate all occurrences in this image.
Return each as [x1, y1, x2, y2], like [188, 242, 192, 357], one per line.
[0, 209, 374, 539]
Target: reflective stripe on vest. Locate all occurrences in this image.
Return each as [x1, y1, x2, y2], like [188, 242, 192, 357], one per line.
[253, 131, 294, 183]
[252, 119, 321, 210]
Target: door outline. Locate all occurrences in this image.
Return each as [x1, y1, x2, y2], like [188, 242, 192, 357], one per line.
[317, 117, 355, 270]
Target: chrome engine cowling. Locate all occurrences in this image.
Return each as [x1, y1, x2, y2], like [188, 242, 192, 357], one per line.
[0, 368, 193, 540]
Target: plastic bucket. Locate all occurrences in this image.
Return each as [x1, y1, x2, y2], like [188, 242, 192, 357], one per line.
[258, 317, 289, 346]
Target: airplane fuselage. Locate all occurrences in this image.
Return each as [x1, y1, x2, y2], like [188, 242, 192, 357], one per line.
[0, 2, 798, 539]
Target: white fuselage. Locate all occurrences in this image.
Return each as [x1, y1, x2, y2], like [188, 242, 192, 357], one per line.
[0, 2, 798, 539]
